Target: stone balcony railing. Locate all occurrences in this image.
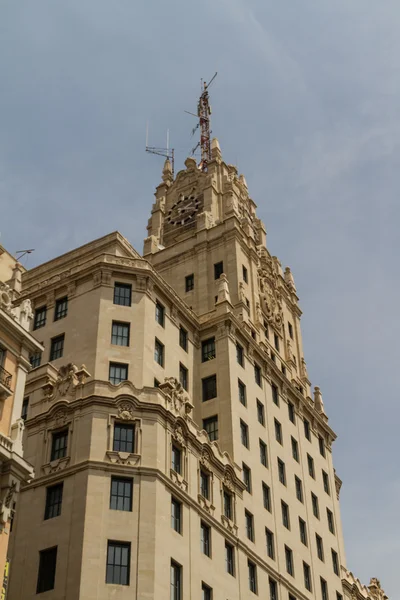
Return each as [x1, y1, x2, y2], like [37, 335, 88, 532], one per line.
[0, 365, 12, 397]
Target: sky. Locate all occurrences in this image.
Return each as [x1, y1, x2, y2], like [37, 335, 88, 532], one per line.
[1, 0, 399, 594]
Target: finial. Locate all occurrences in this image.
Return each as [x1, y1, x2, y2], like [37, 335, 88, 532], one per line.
[314, 386, 326, 415]
[184, 157, 197, 172]
[284, 267, 297, 292]
[239, 174, 248, 189]
[162, 158, 173, 184]
[211, 137, 222, 161]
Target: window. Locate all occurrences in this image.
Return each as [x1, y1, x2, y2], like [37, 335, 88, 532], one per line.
[49, 334, 64, 361]
[240, 420, 249, 448]
[274, 333, 280, 351]
[291, 437, 299, 462]
[154, 378, 160, 387]
[307, 454, 315, 478]
[109, 362, 128, 385]
[304, 419, 311, 441]
[295, 476, 303, 502]
[34, 306, 47, 330]
[337, 594, 343, 600]
[278, 458, 286, 485]
[185, 274, 194, 292]
[321, 578, 329, 600]
[288, 401, 295, 424]
[299, 517, 308, 545]
[111, 321, 130, 346]
[238, 380, 246, 405]
[257, 400, 265, 425]
[264, 320, 269, 338]
[106, 541, 130, 585]
[223, 489, 233, 520]
[179, 363, 188, 390]
[114, 282, 131, 306]
[214, 261, 224, 279]
[170, 561, 182, 600]
[281, 501, 290, 529]
[171, 497, 182, 533]
[248, 560, 257, 593]
[202, 337, 216, 362]
[113, 423, 134, 453]
[285, 546, 294, 576]
[265, 528, 275, 559]
[245, 510, 254, 541]
[200, 470, 210, 499]
[203, 416, 218, 441]
[319, 435, 326, 457]
[200, 521, 211, 556]
[51, 430, 68, 461]
[274, 419, 283, 445]
[202, 582, 213, 600]
[171, 445, 182, 474]
[29, 351, 42, 368]
[332, 550, 339, 575]
[312, 493, 320, 518]
[242, 463, 252, 493]
[236, 343, 244, 366]
[271, 351, 276, 363]
[225, 542, 235, 576]
[36, 547, 57, 593]
[21, 397, 29, 421]
[254, 364, 262, 387]
[154, 339, 164, 366]
[316, 534, 324, 560]
[303, 562, 312, 591]
[288, 322, 294, 339]
[202, 375, 217, 401]
[54, 296, 68, 321]
[271, 383, 279, 405]
[259, 440, 268, 467]
[327, 509, 335, 533]
[242, 265, 248, 282]
[269, 577, 278, 600]
[323, 470, 330, 495]
[262, 483, 271, 511]
[289, 595, 297, 600]
[44, 483, 63, 520]
[155, 301, 165, 326]
[281, 364, 286, 377]
[179, 327, 188, 351]
[110, 477, 133, 511]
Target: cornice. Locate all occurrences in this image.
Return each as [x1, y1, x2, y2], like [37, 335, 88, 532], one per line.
[0, 309, 43, 354]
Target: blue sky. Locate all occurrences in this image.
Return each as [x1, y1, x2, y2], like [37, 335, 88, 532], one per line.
[1, 1, 398, 594]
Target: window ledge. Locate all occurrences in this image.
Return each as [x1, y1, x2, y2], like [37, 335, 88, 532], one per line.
[221, 514, 238, 535]
[42, 456, 70, 475]
[106, 451, 140, 467]
[170, 469, 188, 492]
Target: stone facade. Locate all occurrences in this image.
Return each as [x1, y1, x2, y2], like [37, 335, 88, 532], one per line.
[7, 142, 388, 599]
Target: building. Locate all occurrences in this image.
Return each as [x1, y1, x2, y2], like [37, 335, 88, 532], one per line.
[0, 246, 43, 593]
[7, 141, 388, 599]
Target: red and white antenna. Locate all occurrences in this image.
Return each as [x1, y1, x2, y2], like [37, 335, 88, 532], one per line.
[186, 72, 217, 172]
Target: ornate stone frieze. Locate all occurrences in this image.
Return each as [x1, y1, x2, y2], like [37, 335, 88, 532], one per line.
[257, 248, 284, 330]
[197, 494, 215, 515]
[42, 363, 90, 402]
[106, 451, 140, 467]
[42, 456, 70, 475]
[117, 401, 136, 421]
[160, 378, 193, 419]
[170, 469, 188, 492]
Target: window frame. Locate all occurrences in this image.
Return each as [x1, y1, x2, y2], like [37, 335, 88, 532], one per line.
[242, 265, 248, 283]
[274, 419, 283, 445]
[332, 550, 339, 576]
[200, 470, 210, 500]
[179, 363, 188, 391]
[281, 500, 290, 529]
[327, 508, 335, 534]
[113, 423, 134, 453]
[201, 337, 216, 362]
[295, 476, 303, 503]
[291, 436, 299, 462]
[44, 483, 63, 520]
[21, 397, 29, 421]
[323, 470, 330, 495]
[214, 261, 224, 280]
[50, 429, 68, 461]
[242, 463, 252, 493]
[319, 434, 326, 457]
[265, 527, 275, 559]
[303, 561, 312, 592]
[257, 400, 265, 425]
[236, 343, 244, 367]
[113, 282, 132, 306]
[109, 362, 129, 385]
[262, 482, 271, 512]
[171, 497, 182, 534]
[34, 305, 47, 330]
[155, 301, 165, 327]
[304, 418, 311, 441]
[245, 509, 254, 542]
[307, 453, 315, 478]
[271, 383, 279, 405]
[171, 444, 182, 475]
[288, 401, 296, 424]
[203, 416, 218, 441]
[170, 560, 182, 600]
[106, 541, 131, 586]
[179, 326, 188, 351]
[111, 321, 130, 346]
[185, 273, 194, 292]
[238, 379, 247, 406]
[200, 521, 211, 557]
[259, 439, 268, 467]
[299, 517, 308, 546]
[202, 375, 217, 402]
[285, 545, 294, 576]
[36, 546, 58, 593]
[312, 493, 320, 519]
[277, 458, 286, 485]
[154, 338, 165, 367]
[316, 533, 324, 561]
[110, 477, 133, 512]
[240, 420, 249, 448]
[254, 363, 262, 387]
[225, 541, 235, 576]
[49, 334, 65, 361]
[54, 296, 68, 321]
[248, 560, 257, 594]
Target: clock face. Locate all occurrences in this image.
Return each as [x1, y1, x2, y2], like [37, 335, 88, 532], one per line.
[166, 194, 202, 226]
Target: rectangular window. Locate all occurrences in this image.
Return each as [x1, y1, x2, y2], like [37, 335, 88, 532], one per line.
[332, 549, 339, 575]
[201, 337, 216, 362]
[264, 320, 269, 338]
[269, 577, 278, 600]
[179, 363, 188, 390]
[109, 362, 128, 385]
[111, 321, 130, 346]
[110, 477, 133, 511]
[319, 435, 326, 457]
[274, 419, 283, 445]
[323, 470, 330, 495]
[312, 493, 320, 518]
[114, 282, 132, 306]
[202, 375, 217, 401]
[271, 383, 279, 405]
[337, 595, 343, 600]
[179, 327, 188, 351]
[106, 541, 130, 585]
[242, 463, 252, 493]
[248, 560, 257, 594]
[203, 416, 218, 441]
[44, 483, 63, 520]
[29, 351, 42, 368]
[307, 454, 315, 478]
[36, 546, 57, 593]
[49, 334, 64, 361]
[155, 301, 165, 326]
[303, 562, 312, 592]
[316, 534, 324, 561]
[299, 517, 308, 546]
[304, 419, 311, 441]
[285, 545, 294, 576]
[200, 521, 211, 556]
[257, 400, 265, 425]
[266, 528, 275, 559]
[238, 380, 246, 406]
[225, 542, 235, 576]
[274, 333, 280, 351]
[171, 497, 182, 533]
[154, 378, 160, 387]
[34, 305, 47, 330]
[200, 470, 210, 499]
[254, 363, 262, 387]
[242, 265, 248, 282]
[223, 489, 233, 520]
[54, 296, 68, 321]
[21, 397, 29, 421]
[278, 458, 286, 485]
[281, 364, 286, 376]
[262, 482, 271, 512]
[171, 445, 182, 474]
[245, 510, 254, 541]
[202, 582, 212, 600]
[288, 322, 294, 339]
[154, 339, 164, 366]
[185, 274, 194, 292]
[240, 420, 249, 448]
[170, 561, 181, 600]
[281, 501, 290, 529]
[214, 261, 224, 279]
[321, 578, 329, 600]
[327, 509, 335, 533]
[51, 430, 68, 461]
[271, 351, 276, 363]
[291, 437, 299, 462]
[288, 401, 295, 424]
[113, 423, 134, 453]
[259, 440, 268, 467]
[236, 343, 244, 366]
[293, 473, 303, 501]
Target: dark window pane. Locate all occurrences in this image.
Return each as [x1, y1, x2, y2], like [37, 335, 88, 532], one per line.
[288, 401, 295, 423]
[271, 384, 279, 405]
[202, 375, 217, 401]
[201, 338, 216, 362]
[203, 416, 218, 441]
[179, 363, 188, 390]
[242, 463, 251, 493]
[257, 400, 265, 425]
[200, 471, 210, 499]
[21, 397, 29, 421]
[171, 497, 182, 533]
[266, 528, 274, 558]
[113, 424, 134, 453]
[36, 547, 57, 593]
[111, 321, 130, 346]
[51, 430, 68, 461]
[106, 541, 130, 585]
[45, 483, 63, 520]
[274, 419, 282, 444]
[240, 420, 249, 448]
[254, 364, 262, 387]
[109, 362, 128, 385]
[238, 380, 246, 405]
[245, 510, 254, 541]
[50, 334, 64, 361]
[155, 301, 165, 326]
[225, 542, 234, 576]
[185, 274, 194, 292]
[299, 518, 308, 546]
[172, 445, 182, 474]
[248, 561, 257, 593]
[263, 483, 271, 511]
[110, 477, 133, 511]
[114, 283, 132, 306]
[179, 327, 188, 351]
[154, 339, 164, 366]
[214, 262, 223, 279]
[236, 343, 244, 366]
[223, 490, 232, 520]
[54, 297, 68, 321]
[200, 522, 211, 556]
[170, 561, 181, 600]
[34, 306, 47, 330]
[259, 440, 268, 466]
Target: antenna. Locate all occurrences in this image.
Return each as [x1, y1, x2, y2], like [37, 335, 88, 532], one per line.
[15, 249, 35, 261]
[185, 71, 217, 172]
[145, 123, 175, 177]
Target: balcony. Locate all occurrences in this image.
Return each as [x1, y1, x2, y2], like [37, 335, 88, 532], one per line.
[0, 366, 12, 399]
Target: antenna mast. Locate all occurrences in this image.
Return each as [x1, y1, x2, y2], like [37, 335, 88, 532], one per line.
[186, 72, 217, 172]
[145, 125, 175, 177]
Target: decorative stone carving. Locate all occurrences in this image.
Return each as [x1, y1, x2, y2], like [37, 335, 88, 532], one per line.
[221, 514, 238, 535]
[53, 410, 69, 426]
[285, 339, 293, 362]
[172, 425, 186, 447]
[198, 494, 215, 515]
[0, 283, 13, 313]
[300, 357, 308, 380]
[42, 456, 70, 475]
[170, 469, 187, 492]
[106, 451, 140, 467]
[0, 480, 17, 527]
[238, 281, 246, 303]
[368, 578, 388, 600]
[257, 249, 283, 330]
[284, 266, 297, 293]
[199, 449, 212, 471]
[160, 378, 193, 418]
[223, 470, 235, 493]
[42, 363, 90, 401]
[216, 274, 231, 304]
[314, 386, 326, 415]
[117, 401, 135, 421]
